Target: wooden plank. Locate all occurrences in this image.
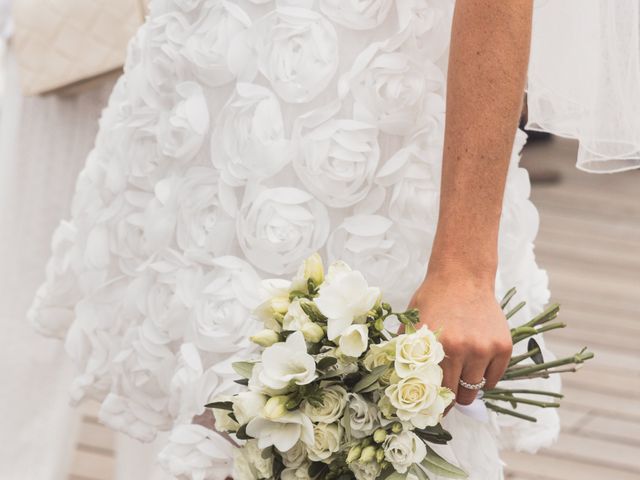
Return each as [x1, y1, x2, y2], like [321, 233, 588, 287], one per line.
[502, 450, 640, 480]
[77, 422, 115, 453]
[69, 449, 114, 480]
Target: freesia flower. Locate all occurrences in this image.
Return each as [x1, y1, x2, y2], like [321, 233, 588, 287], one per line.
[314, 262, 380, 340]
[258, 332, 317, 391]
[246, 411, 314, 451]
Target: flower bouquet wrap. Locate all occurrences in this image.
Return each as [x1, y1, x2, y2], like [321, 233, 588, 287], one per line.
[207, 254, 593, 480]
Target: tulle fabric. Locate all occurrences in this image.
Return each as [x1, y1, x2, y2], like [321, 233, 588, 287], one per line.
[528, 0, 640, 173]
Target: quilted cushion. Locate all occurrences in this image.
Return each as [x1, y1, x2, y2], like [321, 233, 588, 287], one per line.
[12, 0, 146, 95]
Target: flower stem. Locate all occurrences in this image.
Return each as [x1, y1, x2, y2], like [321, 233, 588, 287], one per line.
[482, 394, 560, 408]
[485, 402, 537, 422]
[486, 388, 563, 398]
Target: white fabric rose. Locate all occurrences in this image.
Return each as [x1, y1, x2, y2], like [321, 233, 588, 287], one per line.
[181, 2, 252, 87]
[175, 166, 236, 259]
[246, 410, 315, 451]
[28, 221, 81, 338]
[157, 81, 210, 162]
[258, 331, 317, 391]
[320, 0, 393, 30]
[211, 83, 290, 187]
[236, 187, 330, 275]
[292, 101, 381, 208]
[383, 431, 427, 474]
[346, 393, 379, 438]
[339, 28, 444, 134]
[239, 7, 339, 103]
[303, 384, 348, 423]
[326, 215, 422, 309]
[338, 324, 369, 358]
[169, 344, 227, 423]
[182, 256, 262, 353]
[306, 422, 342, 462]
[396, 0, 454, 60]
[158, 424, 235, 480]
[395, 327, 445, 377]
[314, 261, 380, 340]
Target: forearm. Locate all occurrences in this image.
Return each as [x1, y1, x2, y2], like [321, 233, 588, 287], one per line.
[429, 0, 534, 286]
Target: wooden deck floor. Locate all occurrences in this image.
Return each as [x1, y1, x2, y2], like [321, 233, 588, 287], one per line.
[66, 138, 640, 479]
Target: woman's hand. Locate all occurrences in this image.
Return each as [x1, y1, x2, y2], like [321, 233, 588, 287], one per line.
[408, 268, 513, 406]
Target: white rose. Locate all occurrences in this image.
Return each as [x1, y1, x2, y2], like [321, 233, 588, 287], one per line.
[350, 460, 382, 480]
[395, 327, 445, 378]
[235, 439, 273, 480]
[303, 385, 348, 423]
[320, 0, 393, 30]
[158, 424, 235, 480]
[182, 2, 251, 87]
[326, 215, 422, 310]
[383, 431, 427, 474]
[242, 8, 339, 103]
[281, 463, 312, 480]
[306, 423, 342, 462]
[259, 332, 317, 391]
[339, 324, 369, 358]
[292, 102, 380, 208]
[346, 394, 379, 438]
[314, 262, 380, 340]
[157, 81, 210, 162]
[384, 365, 453, 428]
[246, 411, 314, 451]
[233, 391, 268, 425]
[237, 187, 330, 275]
[363, 339, 397, 371]
[339, 29, 444, 135]
[279, 441, 307, 469]
[211, 83, 289, 187]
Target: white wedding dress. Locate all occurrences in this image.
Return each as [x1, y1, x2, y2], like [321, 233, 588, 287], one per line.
[29, 1, 560, 478]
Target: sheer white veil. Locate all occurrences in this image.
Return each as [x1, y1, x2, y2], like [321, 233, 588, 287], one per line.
[527, 0, 640, 173]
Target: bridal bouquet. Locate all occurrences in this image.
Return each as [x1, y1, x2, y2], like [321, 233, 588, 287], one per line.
[207, 254, 592, 480]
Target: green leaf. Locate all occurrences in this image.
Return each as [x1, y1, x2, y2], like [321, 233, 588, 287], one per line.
[414, 424, 453, 445]
[232, 361, 256, 379]
[383, 473, 408, 480]
[527, 338, 545, 364]
[358, 381, 382, 394]
[317, 356, 338, 371]
[411, 464, 431, 480]
[353, 365, 388, 393]
[204, 401, 233, 411]
[421, 447, 468, 479]
[235, 424, 252, 440]
[308, 462, 328, 479]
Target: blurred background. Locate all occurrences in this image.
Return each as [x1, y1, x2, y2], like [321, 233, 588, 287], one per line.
[0, 1, 638, 479]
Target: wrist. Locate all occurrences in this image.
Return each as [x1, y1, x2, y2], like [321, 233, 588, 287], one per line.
[426, 250, 497, 291]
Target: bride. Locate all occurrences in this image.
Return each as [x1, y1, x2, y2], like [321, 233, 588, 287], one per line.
[27, 0, 640, 478]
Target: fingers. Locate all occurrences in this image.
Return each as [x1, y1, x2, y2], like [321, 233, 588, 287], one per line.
[440, 357, 463, 401]
[457, 358, 489, 405]
[484, 348, 512, 390]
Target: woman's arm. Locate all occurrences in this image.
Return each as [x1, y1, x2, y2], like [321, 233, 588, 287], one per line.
[411, 0, 534, 406]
